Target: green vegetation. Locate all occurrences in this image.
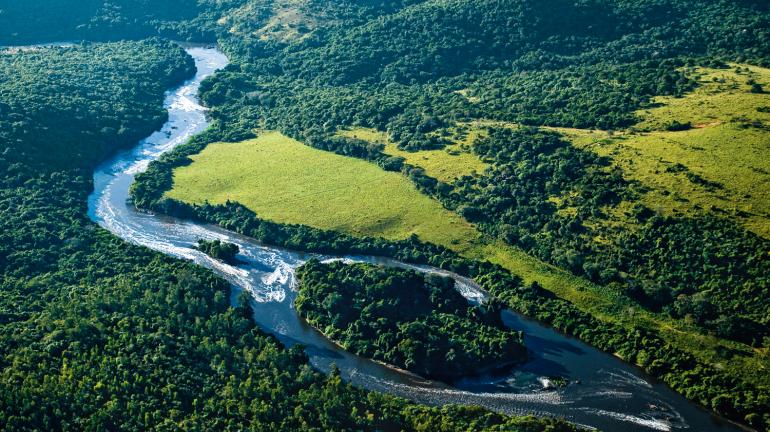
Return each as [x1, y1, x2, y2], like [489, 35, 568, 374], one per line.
[338, 127, 488, 183]
[133, 0, 770, 421]
[131, 181, 770, 429]
[0, 40, 195, 169]
[0, 0, 201, 44]
[436, 126, 770, 344]
[166, 132, 481, 252]
[296, 261, 526, 379]
[195, 239, 240, 264]
[5, 0, 770, 430]
[196, 0, 770, 148]
[563, 63, 770, 239]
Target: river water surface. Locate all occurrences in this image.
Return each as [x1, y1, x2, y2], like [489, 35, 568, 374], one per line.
[87, 46, 745, 432]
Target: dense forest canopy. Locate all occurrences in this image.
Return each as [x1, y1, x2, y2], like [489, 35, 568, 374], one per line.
[197, 0, 770, 142]
[296, 261, 526, 379]
[0, 0, 200, 44]
[0, 41, 195, 169]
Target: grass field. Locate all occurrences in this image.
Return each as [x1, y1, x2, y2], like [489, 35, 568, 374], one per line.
[556, 63, 770, 238]
[425, 65, 770, 238]
[338, 127, 489, 183]
[166, 132, 481, 251]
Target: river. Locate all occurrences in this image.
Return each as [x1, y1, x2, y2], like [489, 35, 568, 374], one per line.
[86, 46, 744, 432]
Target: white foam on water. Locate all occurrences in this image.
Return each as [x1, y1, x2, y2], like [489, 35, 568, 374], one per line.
[583, 390, 634, 399]
[261, 262, 293, 287]
[580, 408, 673, 431]
[603, 369, 653, 389]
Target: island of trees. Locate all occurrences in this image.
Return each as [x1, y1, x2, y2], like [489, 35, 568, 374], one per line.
[195, 239, 240, 264]
[296, 260, 526, 379]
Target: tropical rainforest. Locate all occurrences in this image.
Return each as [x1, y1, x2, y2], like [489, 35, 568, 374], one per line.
[1, 0, 769, 431]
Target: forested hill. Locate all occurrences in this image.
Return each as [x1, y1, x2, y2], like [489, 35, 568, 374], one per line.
[0, 0, 201, 44]
[192, 0, 770, 146]
[271, 0, 770, 84]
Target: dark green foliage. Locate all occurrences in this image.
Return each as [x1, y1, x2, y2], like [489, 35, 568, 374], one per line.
[469, 60, 696, 129]
[664, 120, 693, 131]
[447, 127, 628, 279]
[474, 266, 770, 431]
[194, 0, 768, 149]
[617, 216, 770, 344]
[0, 0, 201, 45]
[296, 261, 526, 379]
[195, 239, 240, 264]
[0, 40, 195, 170]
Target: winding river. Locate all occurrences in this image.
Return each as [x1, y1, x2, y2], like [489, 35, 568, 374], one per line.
[86, 46, 744, 432]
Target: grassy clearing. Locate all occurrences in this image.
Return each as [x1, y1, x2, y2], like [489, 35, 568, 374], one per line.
[557, 64, 770, 239]
[338, 127, 489, 183]
[166, 132, 481, 252]
[218, 0, 317, 43]
[441, 65, 770, 238]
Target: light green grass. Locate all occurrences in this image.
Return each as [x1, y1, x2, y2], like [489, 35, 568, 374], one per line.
[444, 65, 770, 239]
[559, 64, 770, 238]
[338, 127, 489, 183]
[167, 132, 481, 252]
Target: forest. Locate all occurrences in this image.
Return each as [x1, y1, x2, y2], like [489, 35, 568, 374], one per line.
[444, 127, 770, 345]
[295, 260, 526, 379]
[0, 40, 575, 431]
